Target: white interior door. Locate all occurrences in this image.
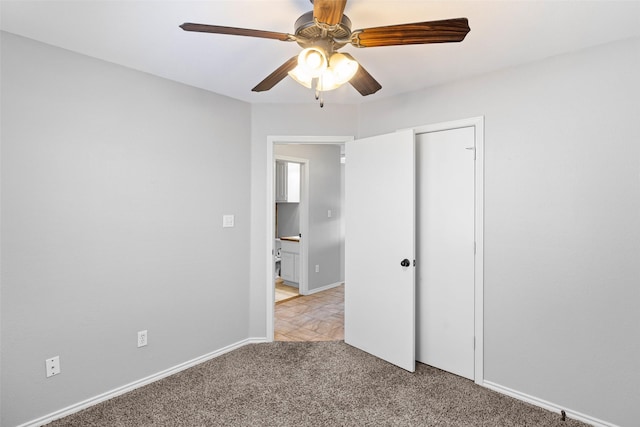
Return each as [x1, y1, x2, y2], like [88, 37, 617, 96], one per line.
[416, 126, 475, 380]
[344, 130, 416, 372]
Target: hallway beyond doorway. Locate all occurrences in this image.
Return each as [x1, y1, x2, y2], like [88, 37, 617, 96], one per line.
[275, 285, 344, 341]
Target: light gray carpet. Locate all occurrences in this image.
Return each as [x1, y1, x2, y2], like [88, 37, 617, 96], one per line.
[48, 341, 587, 426]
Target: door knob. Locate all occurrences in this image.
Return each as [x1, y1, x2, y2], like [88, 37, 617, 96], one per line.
[401, 259, 410, 267]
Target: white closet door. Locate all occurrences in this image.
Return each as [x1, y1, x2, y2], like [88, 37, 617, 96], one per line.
[416, 126, 475, 380]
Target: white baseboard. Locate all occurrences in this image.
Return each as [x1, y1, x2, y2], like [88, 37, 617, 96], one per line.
[483, 380, 618, 427]
[303, 281, 343, 295]
[19, 338, 267, 427]
[23, 339, 618, 427]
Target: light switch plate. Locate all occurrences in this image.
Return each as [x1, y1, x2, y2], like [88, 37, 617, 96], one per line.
[222, 215, 235, 228]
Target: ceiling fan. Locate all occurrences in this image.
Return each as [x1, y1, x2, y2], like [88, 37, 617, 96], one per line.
[180, 0, 470, 106]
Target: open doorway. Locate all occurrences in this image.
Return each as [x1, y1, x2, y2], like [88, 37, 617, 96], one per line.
[266, 121, 483, 374]
[266, 136, 353, 342]
[274, 156, 306, 304]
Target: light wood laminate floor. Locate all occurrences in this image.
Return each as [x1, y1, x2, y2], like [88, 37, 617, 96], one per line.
[275, 281, 300, 304]
[275, 284, 344, 342]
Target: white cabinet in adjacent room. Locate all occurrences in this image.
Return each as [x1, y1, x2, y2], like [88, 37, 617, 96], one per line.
[280, 240, 300, 285]
[280, 252, 295, 282]
[275, 160, 288, 202]
[275, 161, 300, 203]
[286, 162, 300, 203]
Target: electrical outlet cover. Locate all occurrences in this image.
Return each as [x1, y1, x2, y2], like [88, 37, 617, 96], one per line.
[138, 330, 148, 347]
[45, 356, 61, 378]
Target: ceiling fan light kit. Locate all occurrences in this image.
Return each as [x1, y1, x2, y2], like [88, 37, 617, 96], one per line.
[180, 0, 470, 106]
[288, 49, 359, 105]
[297, 47, 328, 78]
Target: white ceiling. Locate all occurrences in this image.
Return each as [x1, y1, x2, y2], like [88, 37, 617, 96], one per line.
[2, 0, 639, 105]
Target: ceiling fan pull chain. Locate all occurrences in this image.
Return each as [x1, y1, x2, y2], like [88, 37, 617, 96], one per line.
[317, 75, 324, 108]
[312, 77, 320, 100]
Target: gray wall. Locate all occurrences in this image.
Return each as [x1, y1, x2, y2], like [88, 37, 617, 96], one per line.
[1, 33, 251, 426]
[249, 104, 358, 338]
[3, 27, 637, 427]
[358, 37, 640, 426]
[275, 144, 343, 292]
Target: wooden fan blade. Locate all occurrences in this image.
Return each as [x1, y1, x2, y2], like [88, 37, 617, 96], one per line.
[313, 0, 347, 26]
[343, 54, 382, 96]
[351, 18, 470, 48]
[180, 23, 292, 41]
[252, 56, 299, 92]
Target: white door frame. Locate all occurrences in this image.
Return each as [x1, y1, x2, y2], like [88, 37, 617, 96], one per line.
[274, 154, 309, 294]
[266, 135, 354, 341]
[409, 116, 484, 385]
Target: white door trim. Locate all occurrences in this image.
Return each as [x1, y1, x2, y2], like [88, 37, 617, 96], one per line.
[409, 116, 484, 385]
[266, 135, 354, 341]
[274, 155, 309, 294]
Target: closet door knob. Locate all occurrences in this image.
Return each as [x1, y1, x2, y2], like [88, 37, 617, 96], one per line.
[400, 259, 410, 267]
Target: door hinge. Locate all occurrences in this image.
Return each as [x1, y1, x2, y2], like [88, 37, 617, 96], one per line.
[413, 259, 416, 267]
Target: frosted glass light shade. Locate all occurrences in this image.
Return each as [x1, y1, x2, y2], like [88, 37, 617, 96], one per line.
[297, 47, 327, 78]
[288, 66, 341, 91]
[318, 71, 340, 91]
[288, 66, 313, 88]
[328, 53, 359, 85]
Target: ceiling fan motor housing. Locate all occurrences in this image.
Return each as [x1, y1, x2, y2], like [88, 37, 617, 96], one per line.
[294, 11, 352, 50]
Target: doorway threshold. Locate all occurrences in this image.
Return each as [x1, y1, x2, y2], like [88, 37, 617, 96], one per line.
[275, 281, 300, 304]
